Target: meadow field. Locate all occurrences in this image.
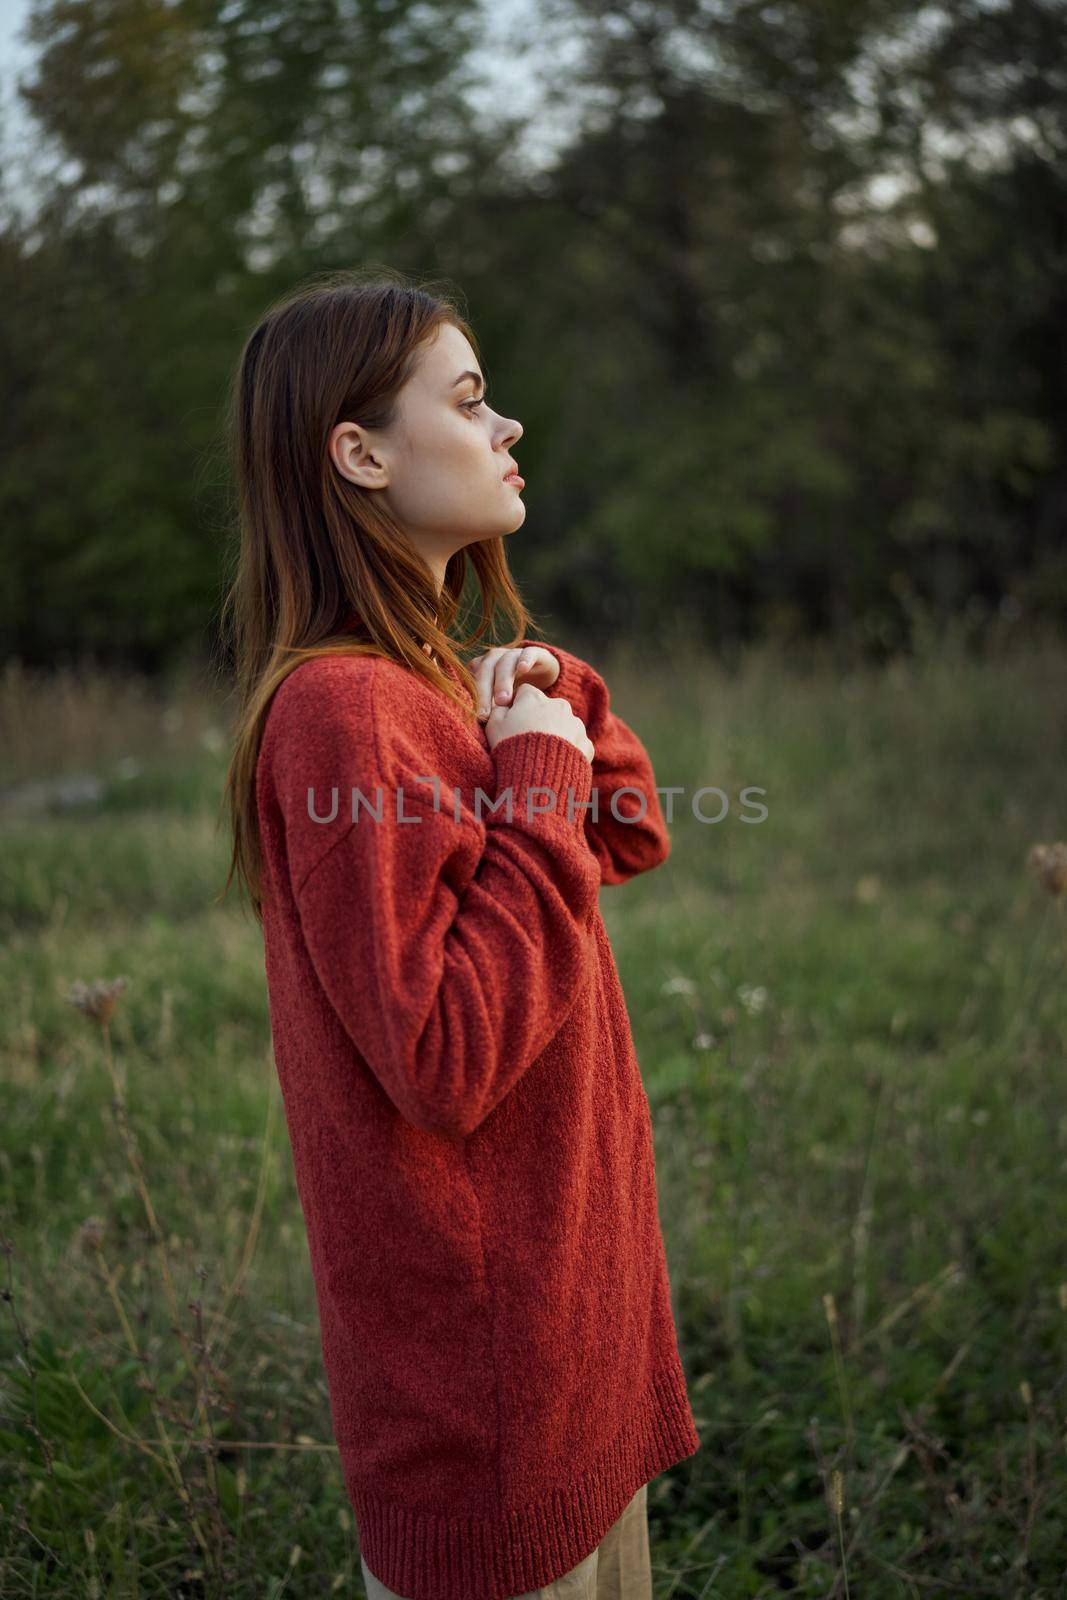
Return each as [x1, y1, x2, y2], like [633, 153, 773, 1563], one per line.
[1, 617, 1065, 1597]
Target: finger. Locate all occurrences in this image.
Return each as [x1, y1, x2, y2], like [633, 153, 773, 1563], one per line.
[491, 648, 538, 712]
[472, 650, 505, 719]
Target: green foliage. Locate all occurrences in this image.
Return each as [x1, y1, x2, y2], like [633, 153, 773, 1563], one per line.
[2, 633, 1066, 1593]
[3, 0, 1067, 667]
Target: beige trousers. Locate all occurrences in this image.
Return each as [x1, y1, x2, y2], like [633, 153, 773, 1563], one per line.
[359, 1481, 651, 1600]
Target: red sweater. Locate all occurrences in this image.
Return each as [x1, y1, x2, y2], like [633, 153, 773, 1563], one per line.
[255, 636, 701, 1600]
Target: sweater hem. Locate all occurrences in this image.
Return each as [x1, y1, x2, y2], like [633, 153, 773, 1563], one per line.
[345, 1359, 700, 1600]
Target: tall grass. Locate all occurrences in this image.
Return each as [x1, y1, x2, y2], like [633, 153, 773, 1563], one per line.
[2, 614, 1065, 1596]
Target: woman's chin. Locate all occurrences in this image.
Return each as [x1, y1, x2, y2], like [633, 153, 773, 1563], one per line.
[468, 502, 526, 543]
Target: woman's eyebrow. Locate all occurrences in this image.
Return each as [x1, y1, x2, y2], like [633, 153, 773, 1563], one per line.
[451, 369, 486, 393]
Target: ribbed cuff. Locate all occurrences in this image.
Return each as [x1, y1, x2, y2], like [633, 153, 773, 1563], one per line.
[522, 639, 589, 711]
[548, 648, 589, 710]
[488, 730, 593, 834]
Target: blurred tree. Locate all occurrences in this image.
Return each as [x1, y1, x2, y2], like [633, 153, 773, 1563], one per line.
[0, 0, 506, 668]
[1, 0, 1065, 668]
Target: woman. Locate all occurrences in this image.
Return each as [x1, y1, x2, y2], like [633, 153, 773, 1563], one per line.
[220, 268, 701, 1600]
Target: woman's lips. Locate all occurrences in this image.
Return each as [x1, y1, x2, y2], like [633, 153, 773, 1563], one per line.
[503, 472, 525, 488]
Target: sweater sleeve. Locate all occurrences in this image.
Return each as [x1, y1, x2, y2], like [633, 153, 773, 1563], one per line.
[274, 664, 603, 1139]
[519, 638, 671, 886]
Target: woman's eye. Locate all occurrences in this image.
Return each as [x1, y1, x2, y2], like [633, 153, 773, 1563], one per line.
[463, 399, 485, 415]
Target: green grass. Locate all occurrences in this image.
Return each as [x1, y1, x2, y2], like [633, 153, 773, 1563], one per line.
[2, 621, 1066, 1596]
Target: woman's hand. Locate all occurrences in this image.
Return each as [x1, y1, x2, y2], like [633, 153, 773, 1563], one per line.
[469, 645, 561, 721]
[484, 683, 594, 763]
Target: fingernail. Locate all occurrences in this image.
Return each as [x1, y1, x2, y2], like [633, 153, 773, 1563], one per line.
[496, 688, 511, 702]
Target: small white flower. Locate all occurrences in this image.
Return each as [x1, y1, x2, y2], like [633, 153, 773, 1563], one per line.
[738, 984, 768, 1015]
[662, 975, 696, 996]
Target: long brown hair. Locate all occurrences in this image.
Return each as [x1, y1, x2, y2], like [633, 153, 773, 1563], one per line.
[214, 266, 539, 923]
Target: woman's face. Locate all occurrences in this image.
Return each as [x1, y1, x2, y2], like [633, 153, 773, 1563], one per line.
[329, 322, 525, 587]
